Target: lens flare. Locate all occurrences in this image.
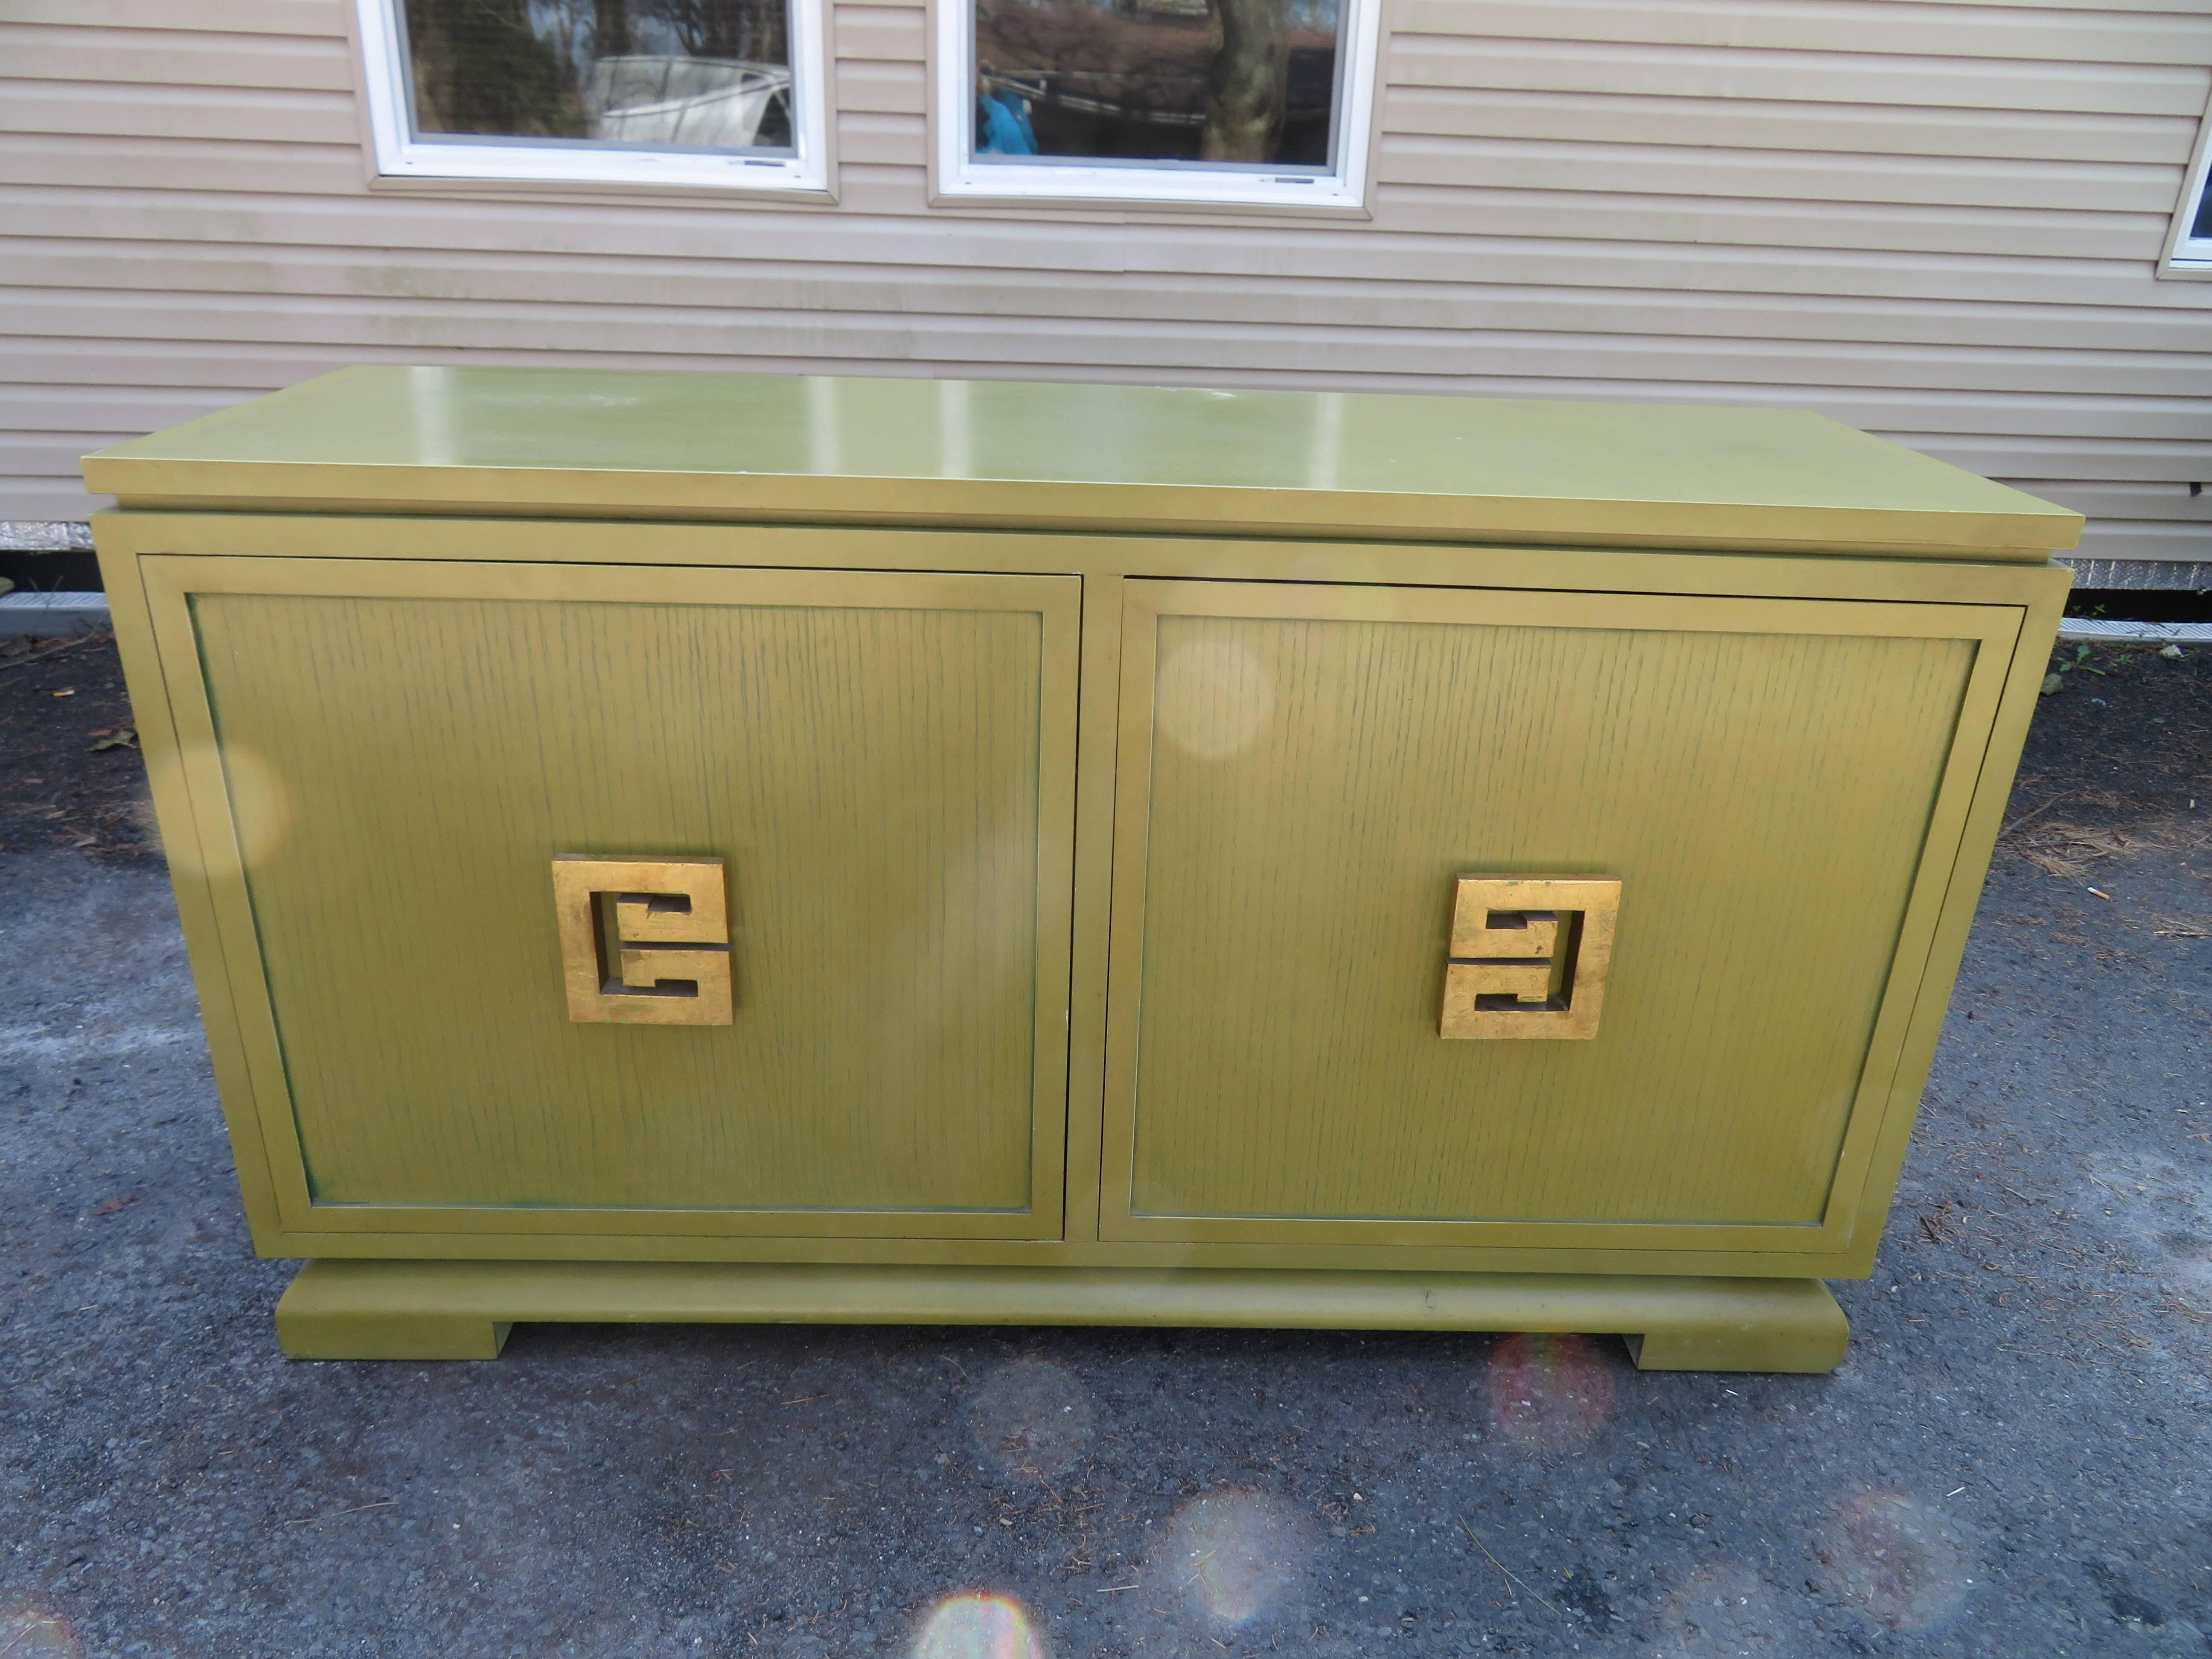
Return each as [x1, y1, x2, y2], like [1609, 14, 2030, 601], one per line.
[912, 1592, 1046, 1659]
[969, 1358, 1095, 1482]
[1819, 1491, 1974, 1632]
[1653, 1562, 1779, 1655]
[1486, 1332, 1616, 1452]
[1157, 1489, 1310, 1628]
[0, 1601, 82, 1658]
[146, 742, 294, 876]
[1155, 636, 1275, 761]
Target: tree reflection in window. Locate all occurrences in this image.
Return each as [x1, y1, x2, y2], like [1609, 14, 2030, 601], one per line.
[972, 0, 1340, 169]
[402, 0, 795, 152]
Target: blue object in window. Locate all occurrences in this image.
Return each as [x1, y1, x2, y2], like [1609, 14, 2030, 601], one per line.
[977, 89, 1037, 156]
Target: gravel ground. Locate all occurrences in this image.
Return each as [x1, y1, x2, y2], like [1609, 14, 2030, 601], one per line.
[1, 642, 2207, 1659]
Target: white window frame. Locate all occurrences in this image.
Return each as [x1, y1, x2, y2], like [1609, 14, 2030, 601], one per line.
[932, 0, 1383, 211]
[353, 0, 832, 196]
[2162, 86, 2212, 279]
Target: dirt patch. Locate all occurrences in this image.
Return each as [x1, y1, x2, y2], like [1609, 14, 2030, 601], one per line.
[0, 632, 159, 859]
[2002, 641, 2212, 879]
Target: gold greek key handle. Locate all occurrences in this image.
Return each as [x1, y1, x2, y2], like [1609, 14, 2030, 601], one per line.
[551, 855, 733, 1026]
[1440, 876, 1619, 1041]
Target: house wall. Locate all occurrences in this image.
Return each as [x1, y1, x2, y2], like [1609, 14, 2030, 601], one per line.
[4, 0, 2210, 565]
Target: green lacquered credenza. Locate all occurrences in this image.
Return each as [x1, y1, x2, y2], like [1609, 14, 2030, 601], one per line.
[82, 368, 2079, 1371]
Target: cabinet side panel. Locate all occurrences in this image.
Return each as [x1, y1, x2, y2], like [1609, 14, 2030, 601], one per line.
[188, 587, 1047, 1217]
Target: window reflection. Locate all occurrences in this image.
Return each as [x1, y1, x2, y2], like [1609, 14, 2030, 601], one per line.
[402, 0, 795, 152]
[972, 0, 1340, 170]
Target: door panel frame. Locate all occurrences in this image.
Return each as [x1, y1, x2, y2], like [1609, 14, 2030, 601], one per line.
[135, 548, 1082, 1242]
[1099, 578, 2022, 1252]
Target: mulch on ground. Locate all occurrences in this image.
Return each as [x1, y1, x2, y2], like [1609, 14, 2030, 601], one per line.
[2014, 639, 2212, 826]
[0, 632, 157, 859]
[2001, 642, 2212, 908]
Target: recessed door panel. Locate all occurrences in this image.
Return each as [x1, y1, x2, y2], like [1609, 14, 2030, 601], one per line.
[149, 556, 1078, 1240]
[1103, 579, 2016, 1248]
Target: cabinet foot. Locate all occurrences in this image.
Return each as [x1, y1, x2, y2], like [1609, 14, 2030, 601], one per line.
[277, 1265, 511, 1359]
[268, 1260, 1848, 1372]
[1621, 1278, 1849, 1374]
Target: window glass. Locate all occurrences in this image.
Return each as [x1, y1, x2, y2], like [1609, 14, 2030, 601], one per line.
[399, 0, 795, 154]
[970, 0, 1341, 172]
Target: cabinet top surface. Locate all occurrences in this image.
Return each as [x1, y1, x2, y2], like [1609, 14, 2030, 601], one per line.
[84, 367, 2079, 560]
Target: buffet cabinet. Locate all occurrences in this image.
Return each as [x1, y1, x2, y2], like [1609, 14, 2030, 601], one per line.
[85, 368, 2078, 1370]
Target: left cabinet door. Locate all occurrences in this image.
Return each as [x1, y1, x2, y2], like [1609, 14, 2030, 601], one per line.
[134, 553, 1080, 1247]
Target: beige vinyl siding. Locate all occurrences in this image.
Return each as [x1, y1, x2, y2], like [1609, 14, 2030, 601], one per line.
[3, 0, 2210, 567]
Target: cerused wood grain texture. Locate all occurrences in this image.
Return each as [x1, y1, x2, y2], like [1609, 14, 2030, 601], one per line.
[1099, 580, 2017, 1253]
[134, 554, 1079, 1240]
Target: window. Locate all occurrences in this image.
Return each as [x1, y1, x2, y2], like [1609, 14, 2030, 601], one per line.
[934, 0, 1382, 210]
[355, 0, 830, 195]
[2166, 94, 2212, 277]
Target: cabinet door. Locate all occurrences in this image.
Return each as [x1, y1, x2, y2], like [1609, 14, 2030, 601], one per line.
[1102, 579, 2019, 1256]
[144, 555, 1077, 1243]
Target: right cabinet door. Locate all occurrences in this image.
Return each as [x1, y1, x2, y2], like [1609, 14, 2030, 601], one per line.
[1101, 579, 2021, 1257]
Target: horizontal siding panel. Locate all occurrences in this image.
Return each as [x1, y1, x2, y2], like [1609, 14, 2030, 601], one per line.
[1907, 0, 2212, 15]
[0, 279, 2188, 394]
[10, 184, 2212, 312]
[1371, 185, 2170, 260]
[11, 177, 2163, 266]
[0, 185, 1159, 274]
[13, 238, 2212, 353]
[0, 388, 249, 432]
[1896, 434, 2212, 479]
[2070, 518, 2212, 558]
[833, 6, 927, 59]
[2008, 480, 2212, 517]
[836, 60, 927, 116]
[3, 3, 345, 35]
[0, 341, 365, 388]
[9, 290, 2212, 419]
[0, 126, 923, 196]
[1383, 89, 2200, 165]
[0, 137, 364, 196]
[3, 23, 354, 93]
[1375, 134, 2183, 212]
[0, 80, 360, 145]
[1393, 0, 2212, 65]
[831, 162, 934, 215]
[2, 483, 109, 521]
[836, 112, 928, 166]
[1390, 36, 2212, 115]
[0, 437, 133, 476]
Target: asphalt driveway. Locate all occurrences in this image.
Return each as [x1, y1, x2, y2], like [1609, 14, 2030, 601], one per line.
[3, 637, 2208, 1659]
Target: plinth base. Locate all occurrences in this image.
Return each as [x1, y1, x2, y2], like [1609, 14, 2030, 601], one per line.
[273, 1260, 1848, 1373]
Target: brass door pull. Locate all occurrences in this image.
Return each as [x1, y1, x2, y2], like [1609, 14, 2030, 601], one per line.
[1440, 876, 1620, 1040]
[552, 855, 733, 1025]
